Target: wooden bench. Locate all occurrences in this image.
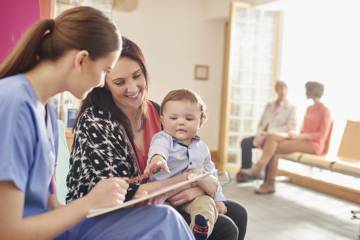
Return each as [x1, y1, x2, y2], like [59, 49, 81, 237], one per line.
[277, 121, 360, 203]
[278, 154, 360, 204]
[279, 152, 360, 178]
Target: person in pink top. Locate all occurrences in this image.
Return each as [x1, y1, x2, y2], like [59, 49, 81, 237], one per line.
[239, 81, 331, 194]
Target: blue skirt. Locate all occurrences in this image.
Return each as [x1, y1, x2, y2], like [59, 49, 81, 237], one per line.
[57, 205, 194, 240]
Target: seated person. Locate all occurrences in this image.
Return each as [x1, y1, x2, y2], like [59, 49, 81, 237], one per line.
[146, 89, 227, 240]
[236, 81, 296, 182]
[66, 37, 246, 240]
[0, 8, 193, 240]
[239, 81, 331, 194]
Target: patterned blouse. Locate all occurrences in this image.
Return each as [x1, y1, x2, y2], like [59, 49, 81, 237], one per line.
[66, 106, 140, 203]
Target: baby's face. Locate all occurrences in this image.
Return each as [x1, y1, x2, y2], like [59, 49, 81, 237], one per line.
[161, 100, 202, 145]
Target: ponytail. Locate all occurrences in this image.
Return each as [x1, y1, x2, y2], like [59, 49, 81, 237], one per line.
[0, 6, 120, 80]
[0, 19, 55, 79]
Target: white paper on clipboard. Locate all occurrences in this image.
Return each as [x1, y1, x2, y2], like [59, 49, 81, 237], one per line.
[87, 172, 211, 218]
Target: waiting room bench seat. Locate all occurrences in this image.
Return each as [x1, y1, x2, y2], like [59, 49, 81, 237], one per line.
[299, 153, 336, 169]
[331, 160, 360, 177]
[278, 152, 302, 162]
[278, 153, 360, 204]
[280, 153, 360, 177]
[277, 121, 360, 205]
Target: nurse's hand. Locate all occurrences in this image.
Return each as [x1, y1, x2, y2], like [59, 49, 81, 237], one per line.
[85, 177, 129, 209]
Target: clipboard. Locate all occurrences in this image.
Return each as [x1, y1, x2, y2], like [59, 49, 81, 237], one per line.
[87, 172, 210, 218]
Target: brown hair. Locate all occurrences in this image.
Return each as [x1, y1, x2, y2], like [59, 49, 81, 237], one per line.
[160, 89, 207, 124]
[305, 81, 324, 98]
[76, 37, 148, 141]
[0, 6, 120, 79]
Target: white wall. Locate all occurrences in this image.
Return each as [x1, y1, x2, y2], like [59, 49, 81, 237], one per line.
[113, 0, 226, 150]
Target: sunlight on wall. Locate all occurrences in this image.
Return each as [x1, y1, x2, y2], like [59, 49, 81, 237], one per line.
[260, 0, 360, 155]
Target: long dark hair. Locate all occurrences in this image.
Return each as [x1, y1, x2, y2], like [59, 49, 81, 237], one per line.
[0, 6, 120, 78]
[76, 37, 149, 141]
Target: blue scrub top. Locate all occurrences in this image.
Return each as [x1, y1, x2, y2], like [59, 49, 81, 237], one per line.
[0, 74, 59, 217]
[0, 75, 195, 240]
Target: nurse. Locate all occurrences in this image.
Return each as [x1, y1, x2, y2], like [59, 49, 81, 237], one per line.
[0, 6, 194, 240]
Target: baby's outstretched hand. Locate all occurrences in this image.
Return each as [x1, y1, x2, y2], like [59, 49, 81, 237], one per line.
[144, 155, 170, 175]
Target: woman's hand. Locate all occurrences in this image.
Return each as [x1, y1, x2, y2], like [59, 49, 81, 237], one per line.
[287, 131, 297, 139]
[84, 177, 129, 210]
[167, 187, 205, 206]
[144, 155, 170, 176]
[216, 201, 227, 214]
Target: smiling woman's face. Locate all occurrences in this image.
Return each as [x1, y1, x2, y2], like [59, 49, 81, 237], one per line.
[105, 57, 147, 112]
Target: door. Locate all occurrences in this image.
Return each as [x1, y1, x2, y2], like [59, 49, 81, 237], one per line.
[218, 2, 282, 172]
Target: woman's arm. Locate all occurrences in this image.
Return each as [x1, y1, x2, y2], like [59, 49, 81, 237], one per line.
[0, 178, 128, 240]
[48, 194, 64, 210]
[138, 170, 218, 205]
[138, 172, 189, 194]
[67, 107, 140, 202]
[139, 179, 206, 207]
[257, 103, 271, 132]
[0, 181, 90, 240]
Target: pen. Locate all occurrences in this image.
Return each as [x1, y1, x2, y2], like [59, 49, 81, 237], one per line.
[126, 172, 150, 184]
[126, 161, 168, 184]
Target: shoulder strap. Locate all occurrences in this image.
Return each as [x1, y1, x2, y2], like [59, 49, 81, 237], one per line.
[149, 100, 162, 130]
[149, 100, 160, 114]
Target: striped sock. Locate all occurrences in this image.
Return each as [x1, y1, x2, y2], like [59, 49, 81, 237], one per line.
[193, 214, 209, 240]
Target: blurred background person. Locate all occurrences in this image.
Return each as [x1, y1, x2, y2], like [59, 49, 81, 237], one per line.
[236, 81, 296, 183]
[239, 81, 331, 194]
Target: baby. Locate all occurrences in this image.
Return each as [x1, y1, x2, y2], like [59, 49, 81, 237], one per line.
[145, 89, 227, 240]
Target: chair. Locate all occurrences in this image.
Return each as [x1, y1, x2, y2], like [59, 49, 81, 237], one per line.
[337, 120, 360, 161]
[322, 121, 334, 155]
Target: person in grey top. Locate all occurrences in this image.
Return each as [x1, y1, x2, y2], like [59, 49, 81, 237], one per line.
[145, 89, 226, 240]
[236, 81, 296, 183]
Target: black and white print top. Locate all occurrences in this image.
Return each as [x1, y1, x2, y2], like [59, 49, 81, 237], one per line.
[66, 106, 140, 203]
